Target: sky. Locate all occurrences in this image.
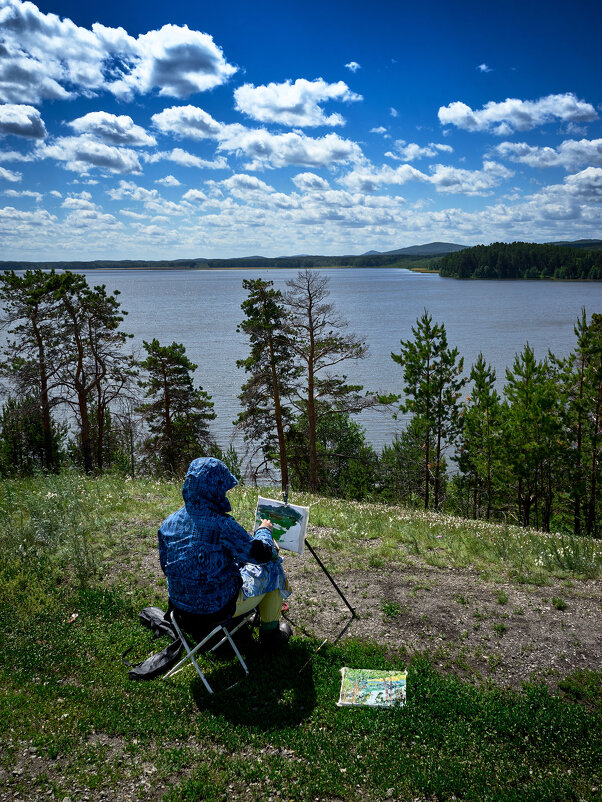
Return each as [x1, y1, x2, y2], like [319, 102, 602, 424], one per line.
[0, 0, 601, 261]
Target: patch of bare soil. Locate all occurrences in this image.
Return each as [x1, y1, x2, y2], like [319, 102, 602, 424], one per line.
[127, 527, 602, 693]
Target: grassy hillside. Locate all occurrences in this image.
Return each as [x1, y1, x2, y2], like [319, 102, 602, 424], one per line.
[1, 474, 600, 801]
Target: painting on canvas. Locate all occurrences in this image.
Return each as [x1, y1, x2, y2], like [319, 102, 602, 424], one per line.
[254, 497, 309, 555]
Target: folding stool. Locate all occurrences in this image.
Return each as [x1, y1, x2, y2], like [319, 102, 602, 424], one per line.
[164, 609, 255, 694]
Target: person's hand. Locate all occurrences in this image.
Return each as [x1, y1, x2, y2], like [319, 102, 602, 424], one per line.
[260, 518, 273, 531]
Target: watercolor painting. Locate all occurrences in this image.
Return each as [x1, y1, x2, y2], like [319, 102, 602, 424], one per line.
[254, 497, 309, 555]
[337, 668, 407, 708]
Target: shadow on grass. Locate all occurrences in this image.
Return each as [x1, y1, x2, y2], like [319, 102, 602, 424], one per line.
[191, 637, 318, 728]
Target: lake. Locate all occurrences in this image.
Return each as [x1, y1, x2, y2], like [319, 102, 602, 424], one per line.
[64, 267, 601, 453]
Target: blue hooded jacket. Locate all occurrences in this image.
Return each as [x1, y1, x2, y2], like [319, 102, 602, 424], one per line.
[158, 458, 284, 615]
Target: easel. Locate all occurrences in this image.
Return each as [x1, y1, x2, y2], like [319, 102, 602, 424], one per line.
[282, 485, 357, 648]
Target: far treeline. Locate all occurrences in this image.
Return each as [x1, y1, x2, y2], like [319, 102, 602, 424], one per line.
[439, 241, 602, 280]
[0, 268, 600, 538]
[0, 252, 422, 272]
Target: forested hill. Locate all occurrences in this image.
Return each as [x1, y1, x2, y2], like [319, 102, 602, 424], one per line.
[438, 241, 602, 280]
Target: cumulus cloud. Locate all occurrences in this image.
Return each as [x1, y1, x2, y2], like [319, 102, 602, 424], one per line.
[182, 189, 208, 203]
[429, 160, 513, 195]
[495, 138, 602, 171]
[0, 165, 21, 182]
[345, 61, 361, 72]
[390, 107, 398, 118]
[37, 136, 142, 174]
[151, 105, 223, 139]
[68, 112, 156, 147]
[217, 127, 363, 170]
[3, 188, 41, 200]
[370, 126, 388, 135]
[386, 140, 453, 161]
[155, 175, 181, 186]
[340, 163, 428, 193]
[144, 148, 228, 169]
[339, 159, 512, 195]
[0, 149, 35, 162]
[438, 93, 598, 135]
[0, 104, 46, 138]
[233, 78, 362, 127]
[292, 172, 331, 192]
[477, 63, 492, 73]
[0, 0, 236, 103]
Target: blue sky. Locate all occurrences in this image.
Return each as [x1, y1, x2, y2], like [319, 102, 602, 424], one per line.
[0, 0, 601, 260]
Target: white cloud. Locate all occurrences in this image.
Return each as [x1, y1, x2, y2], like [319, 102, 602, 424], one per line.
[477, 63, 492, 73]
[144, 148, 227, 169]
[217, 127, 363, 170]
[152, 105, 223, 139]
[68, 112, 156, 147]
[345, 61, 361, 72]
[0, 165, 21, 182]
[233, 78, 362, 127]
[429, 160, 513, 195]
[0, 104, 46, 138]
[37, 136, 142, 174]
[155, 174, 181, 186]
[370, 126, 388, 135]
[181, 189, 208, 203]
[102, 23, 237, 99]
[292, 172, 331, 192]
[0, 1, 236, 104]
[390, 107, 398, 118]
[0, 149, 35, 162]
[340, 163, 428, 192]
[3, 188, 41, 200]
[386, 140, 454, 161]
[495, 138, 602, 171]
[438, 93, 598, 135]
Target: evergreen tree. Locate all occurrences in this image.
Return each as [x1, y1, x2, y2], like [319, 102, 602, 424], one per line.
[52, 272, 135, 474]
[503, 344, 564, 530]
[391, 311, 465, 509]
[456, 354, 504, 519]
[0, 394, 64, 475]
[0, 270, 63, 471]
[283, 269, 376, 492]
[137, 339, 216, 475]
[287, 409, 377, 498]
[379, 416, 432, 505]
[559, 311, 602, 536]
[235, 278, 298, 489]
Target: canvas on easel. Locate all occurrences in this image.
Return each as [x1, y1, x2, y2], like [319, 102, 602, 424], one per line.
[254, 496, 309, 555]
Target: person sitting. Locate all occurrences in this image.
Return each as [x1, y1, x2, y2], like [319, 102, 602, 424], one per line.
[158, 456, 291, 650]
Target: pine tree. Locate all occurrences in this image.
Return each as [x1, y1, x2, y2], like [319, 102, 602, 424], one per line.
[235, 278, 298, 489]
[0, 270, 63, 471]
[391, 311, 465, 509]
[52, 272, 135, 474]
[457, 354, 503, 519]
[283, 269, 375, 492]
[137, 339, 216, 475]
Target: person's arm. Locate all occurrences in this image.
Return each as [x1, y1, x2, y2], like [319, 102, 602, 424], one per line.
[221, 516, 276, 564]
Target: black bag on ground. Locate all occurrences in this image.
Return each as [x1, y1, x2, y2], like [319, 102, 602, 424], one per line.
[123, 606, 183, 681]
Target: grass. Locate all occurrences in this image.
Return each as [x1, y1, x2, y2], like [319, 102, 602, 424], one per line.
[1, 473, 601, 800]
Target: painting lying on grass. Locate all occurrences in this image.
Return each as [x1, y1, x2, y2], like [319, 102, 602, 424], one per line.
[254, 497, 309, 555]
[337, 668, 407, 708]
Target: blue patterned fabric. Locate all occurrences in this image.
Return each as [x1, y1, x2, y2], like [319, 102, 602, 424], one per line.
[158, 457, 289, 614]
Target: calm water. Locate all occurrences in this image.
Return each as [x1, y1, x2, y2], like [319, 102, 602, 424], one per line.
[47, 268, 602, 450]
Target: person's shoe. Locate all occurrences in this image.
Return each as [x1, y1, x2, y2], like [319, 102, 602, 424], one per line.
[259, 620, 292, 651]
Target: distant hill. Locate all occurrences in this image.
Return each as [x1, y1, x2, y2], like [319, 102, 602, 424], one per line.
[548, 239, 602, 251]
[379, 242, 469, 256]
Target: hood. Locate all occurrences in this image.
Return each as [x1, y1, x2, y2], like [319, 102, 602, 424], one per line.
[182, 457, 238, 518]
